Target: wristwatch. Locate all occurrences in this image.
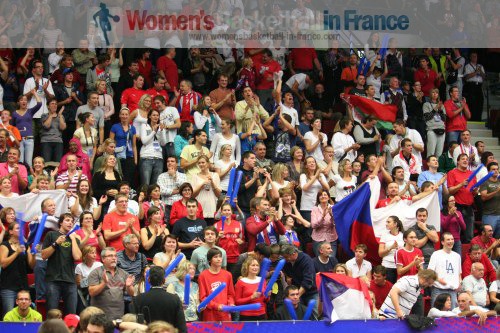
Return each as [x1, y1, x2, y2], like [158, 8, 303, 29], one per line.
[114, 319, 122, 329]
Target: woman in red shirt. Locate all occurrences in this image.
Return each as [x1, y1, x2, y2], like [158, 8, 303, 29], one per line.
[235, 256, 268, 320]
[169, 183, 204, 226]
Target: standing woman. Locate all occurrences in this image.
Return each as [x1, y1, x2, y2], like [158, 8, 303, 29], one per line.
[299, 156, 329, 222]
[95, 79, 115, 136]
[140, 206, 169, 260]
[210, 118, 241, 165]
[93, 138, 123, 178]
[166, 260, 199, 322]
[190, 155, 221, 226]
[332, 159, 357, 203]
[12, 89, 42, 167]
[214, 144, 236, 194]
[142, 184, 166, 226]
[174, 121, 194, 161]
[440, 196, 465, 256]
[235, 257, 268, 321]
[91, 155, 121, 219]
[194, 96, 222, 147]
[303, 117, 327, 161]
[311, 189, 337, 258]
[0, 222, 35, 314]
[74, 112, 98, 164]
[378, 216, 404, 284]
[129, 94, 152, 141]
[110, 107, 138, 184]
[286, 146, 304, 200]
[40, 99, 66, 163]
[423, 88, 446, 157]
[140, 109, 167, 186]
[169, 183, 204, 227]
[269, 163, 293, 200]
[28, 157, 56, 190]
[68, 179, 106, 225]
[75, 211, 106, 262]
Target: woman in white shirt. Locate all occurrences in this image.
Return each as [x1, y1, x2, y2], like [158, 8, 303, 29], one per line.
[300, 156, 329, 222]
[68, 179, 105, 225]
[0, 177, 19, 198]
[303, 117, 327, 161]
[269, 163, 292, 200]
[194, 96, 222, 146]
[190, 155, 221, 226]
[332, 159, 357, 203]
[378, 216, 404, 284]
[140, 109, 167, 186]
[215, 144, 237, 193]
[129, 94, 152, 140]
[428, 293, 457, 318]
[210, 118, 241, 165]
[74, 112, 98, 163]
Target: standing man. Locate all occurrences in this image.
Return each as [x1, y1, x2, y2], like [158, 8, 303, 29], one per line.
[281, 244, 318, 310]
[470, 225, 499, 261]
[171, 198, 207, 260]
[191, 226, 227, 275]
[55, 154, 87, 194]
[381, 77, 407, 121]
[237, 151, 260, 221]
[23, 59, 55, 128]
[209, 74, 236, 120]
[41, 213, 82, 314]
[331, 117, 359, 163]
[448, 154, 477, 243]
[88, 247, 135, 320]
[418, 155, 448, 209]
[157, 156, 186, 225]
[171, 80, 202, 123]
[428, 232, 462, 309]
[439, 141, 459, 173]
[146, 76, 169, 108]
[76, 91, 105, 145]
[369, 266, 394, 310]
[408, 208, 439, 268]
[392, 138, 422, 181]
[479, 162, 500, 238]
[54, 70, 84, 145]
[444, 87, 471, 143]
[254, 49, 282, 107]
[246, 198, 286, 252]
[156, 47, 178, 98]
[120, 74, 146, 112]
[235, 87, 269, 136]
[0, 147, 27, 194]
[132, 266, 187, 331]
[463, 52, 486, 121]
[72, 39, 96, 81]
[390, 119, 424, 168]
[452, 130, 481, 171]
[180, 129, 212, 176]
[156, 95, 180, 158]
[102, 194, 141, 252]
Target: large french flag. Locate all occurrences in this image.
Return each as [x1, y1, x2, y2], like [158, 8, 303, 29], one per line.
[316, 272, 372, 322]
[332, 182, 380, 263]
[347, 94, 398, 122]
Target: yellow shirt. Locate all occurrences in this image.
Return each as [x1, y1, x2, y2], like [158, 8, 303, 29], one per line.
[235, 100, 269, 135]
[180, 144, 210, 176]
[3, 307, 43, 322]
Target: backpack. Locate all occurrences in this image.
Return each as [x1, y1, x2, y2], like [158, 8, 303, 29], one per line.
[406, 314, 436, 331]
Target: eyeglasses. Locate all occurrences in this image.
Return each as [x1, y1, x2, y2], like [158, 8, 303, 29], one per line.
[103, 254, 117, 258]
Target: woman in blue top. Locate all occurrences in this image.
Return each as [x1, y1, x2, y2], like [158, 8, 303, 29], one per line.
[174, 121, 194, 161]
[12, 89, 42, 167]
[238, 112, 267, 153]
[110, 107, 137, 184]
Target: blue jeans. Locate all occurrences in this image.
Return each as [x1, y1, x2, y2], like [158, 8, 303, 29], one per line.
[35, 259, 47, 300]
[431, 288, 457, 309]
[312, 240, 338, 260]
[483, 215, 500, 238]
[19, 138, 34, 167]
[140, 158, 163, 186]
[1, 289, 18, 316]
[46, 281, 77, 314]
[447, 131, 462, 144]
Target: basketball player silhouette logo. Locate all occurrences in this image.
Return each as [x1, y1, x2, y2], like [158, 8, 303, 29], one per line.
[93, 3, 120, 46]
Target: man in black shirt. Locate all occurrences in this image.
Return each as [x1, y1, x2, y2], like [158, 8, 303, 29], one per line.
[313, 242, 338, 273]
[274, 285, 315, 320]
[171, 198, 206, 259]
[0, 129, 9, 162]
[41, 213, 81, 314]
[237, 151, 260, 223]
[133, 266, 187, 332]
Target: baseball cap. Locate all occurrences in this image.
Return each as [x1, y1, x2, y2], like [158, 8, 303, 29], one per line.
[64, 314, 80, 328]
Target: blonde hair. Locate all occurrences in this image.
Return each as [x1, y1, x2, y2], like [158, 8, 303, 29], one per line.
[174, 259, 191, 280]
[338, 159, 351, 177]
[138, 94, 152, 111]
[219, 144, 232, 160]
[95, 78, 107, 92]
[46, 309, 62, 320]
[146, 321, 178, 333]
[272, 163, 288, 182]
[81, 245, 96, 261]
[98, 154, 117, 173]
[240, 256, 259, 278]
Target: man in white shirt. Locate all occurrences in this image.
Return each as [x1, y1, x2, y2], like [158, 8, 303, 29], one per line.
[452, 292, 496, 326]
[463, 52, 486, 121]
[452, 130, 480, 171]
[462, 263, 489, 308]
[331, 117, 359, 163]
[428, 232, 462, 309]
[155, 95, 180, 158]
[390, 119, 424, 167]
[392, 139, 422, 181]
[23, 59, 55, 119]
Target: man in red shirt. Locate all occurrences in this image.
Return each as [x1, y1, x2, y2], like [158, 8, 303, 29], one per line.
[209, 74, 236, 120]
[376, 182, 411, 208]
[254, 49, 281, 107]
[246, 197, 286, 251]
[444, 86, 471, 144]
[103, 193, 140, 251]
[288, 42, 323, 79]
[171, 80, 202, 123]
[462, 244, 497, 284]
[369, 265, 393, 309]
[448, 153, 477, 243]
[120, 74, 146, 112]
[471, 225, 499, 259]
[146, 76, 169, 110]
[156, 47, 178, 93]
[413, 57, 439, 97]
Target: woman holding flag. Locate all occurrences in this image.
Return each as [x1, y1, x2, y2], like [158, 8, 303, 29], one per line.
[0, 222, 35, 314]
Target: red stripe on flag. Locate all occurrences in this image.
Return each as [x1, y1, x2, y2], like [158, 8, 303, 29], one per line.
[348, 94, 398, 122]
[350, 220, 380, 264]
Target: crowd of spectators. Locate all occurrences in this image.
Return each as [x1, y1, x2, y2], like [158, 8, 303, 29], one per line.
[0, 1, 499, 332]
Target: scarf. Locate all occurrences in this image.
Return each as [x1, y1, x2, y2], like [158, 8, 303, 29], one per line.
[254, 214, 278, 246]
[399, 150, 418, 174]
[285, 230, 300, 248]
[459, 143, 474, 170]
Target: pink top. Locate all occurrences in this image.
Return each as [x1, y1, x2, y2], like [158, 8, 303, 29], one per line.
[311, 205, 338, 243]
[440, 211, 466, 241]
[0, 163, 28, 194]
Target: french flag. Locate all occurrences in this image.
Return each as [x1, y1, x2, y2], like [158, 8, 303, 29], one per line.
[332, 182, 379, 264]
[316, 273, 372, 322]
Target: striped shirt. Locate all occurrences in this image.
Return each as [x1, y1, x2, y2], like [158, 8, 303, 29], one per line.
[55, 171, 88, 194]
[157, 171, 187, 206]
[379, 275, 421, 318]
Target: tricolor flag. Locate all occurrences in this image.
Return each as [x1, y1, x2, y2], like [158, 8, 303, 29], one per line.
[347, 94, 398, 123]
[332, 181, 379, 263]
[316, 273, 372, 322]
